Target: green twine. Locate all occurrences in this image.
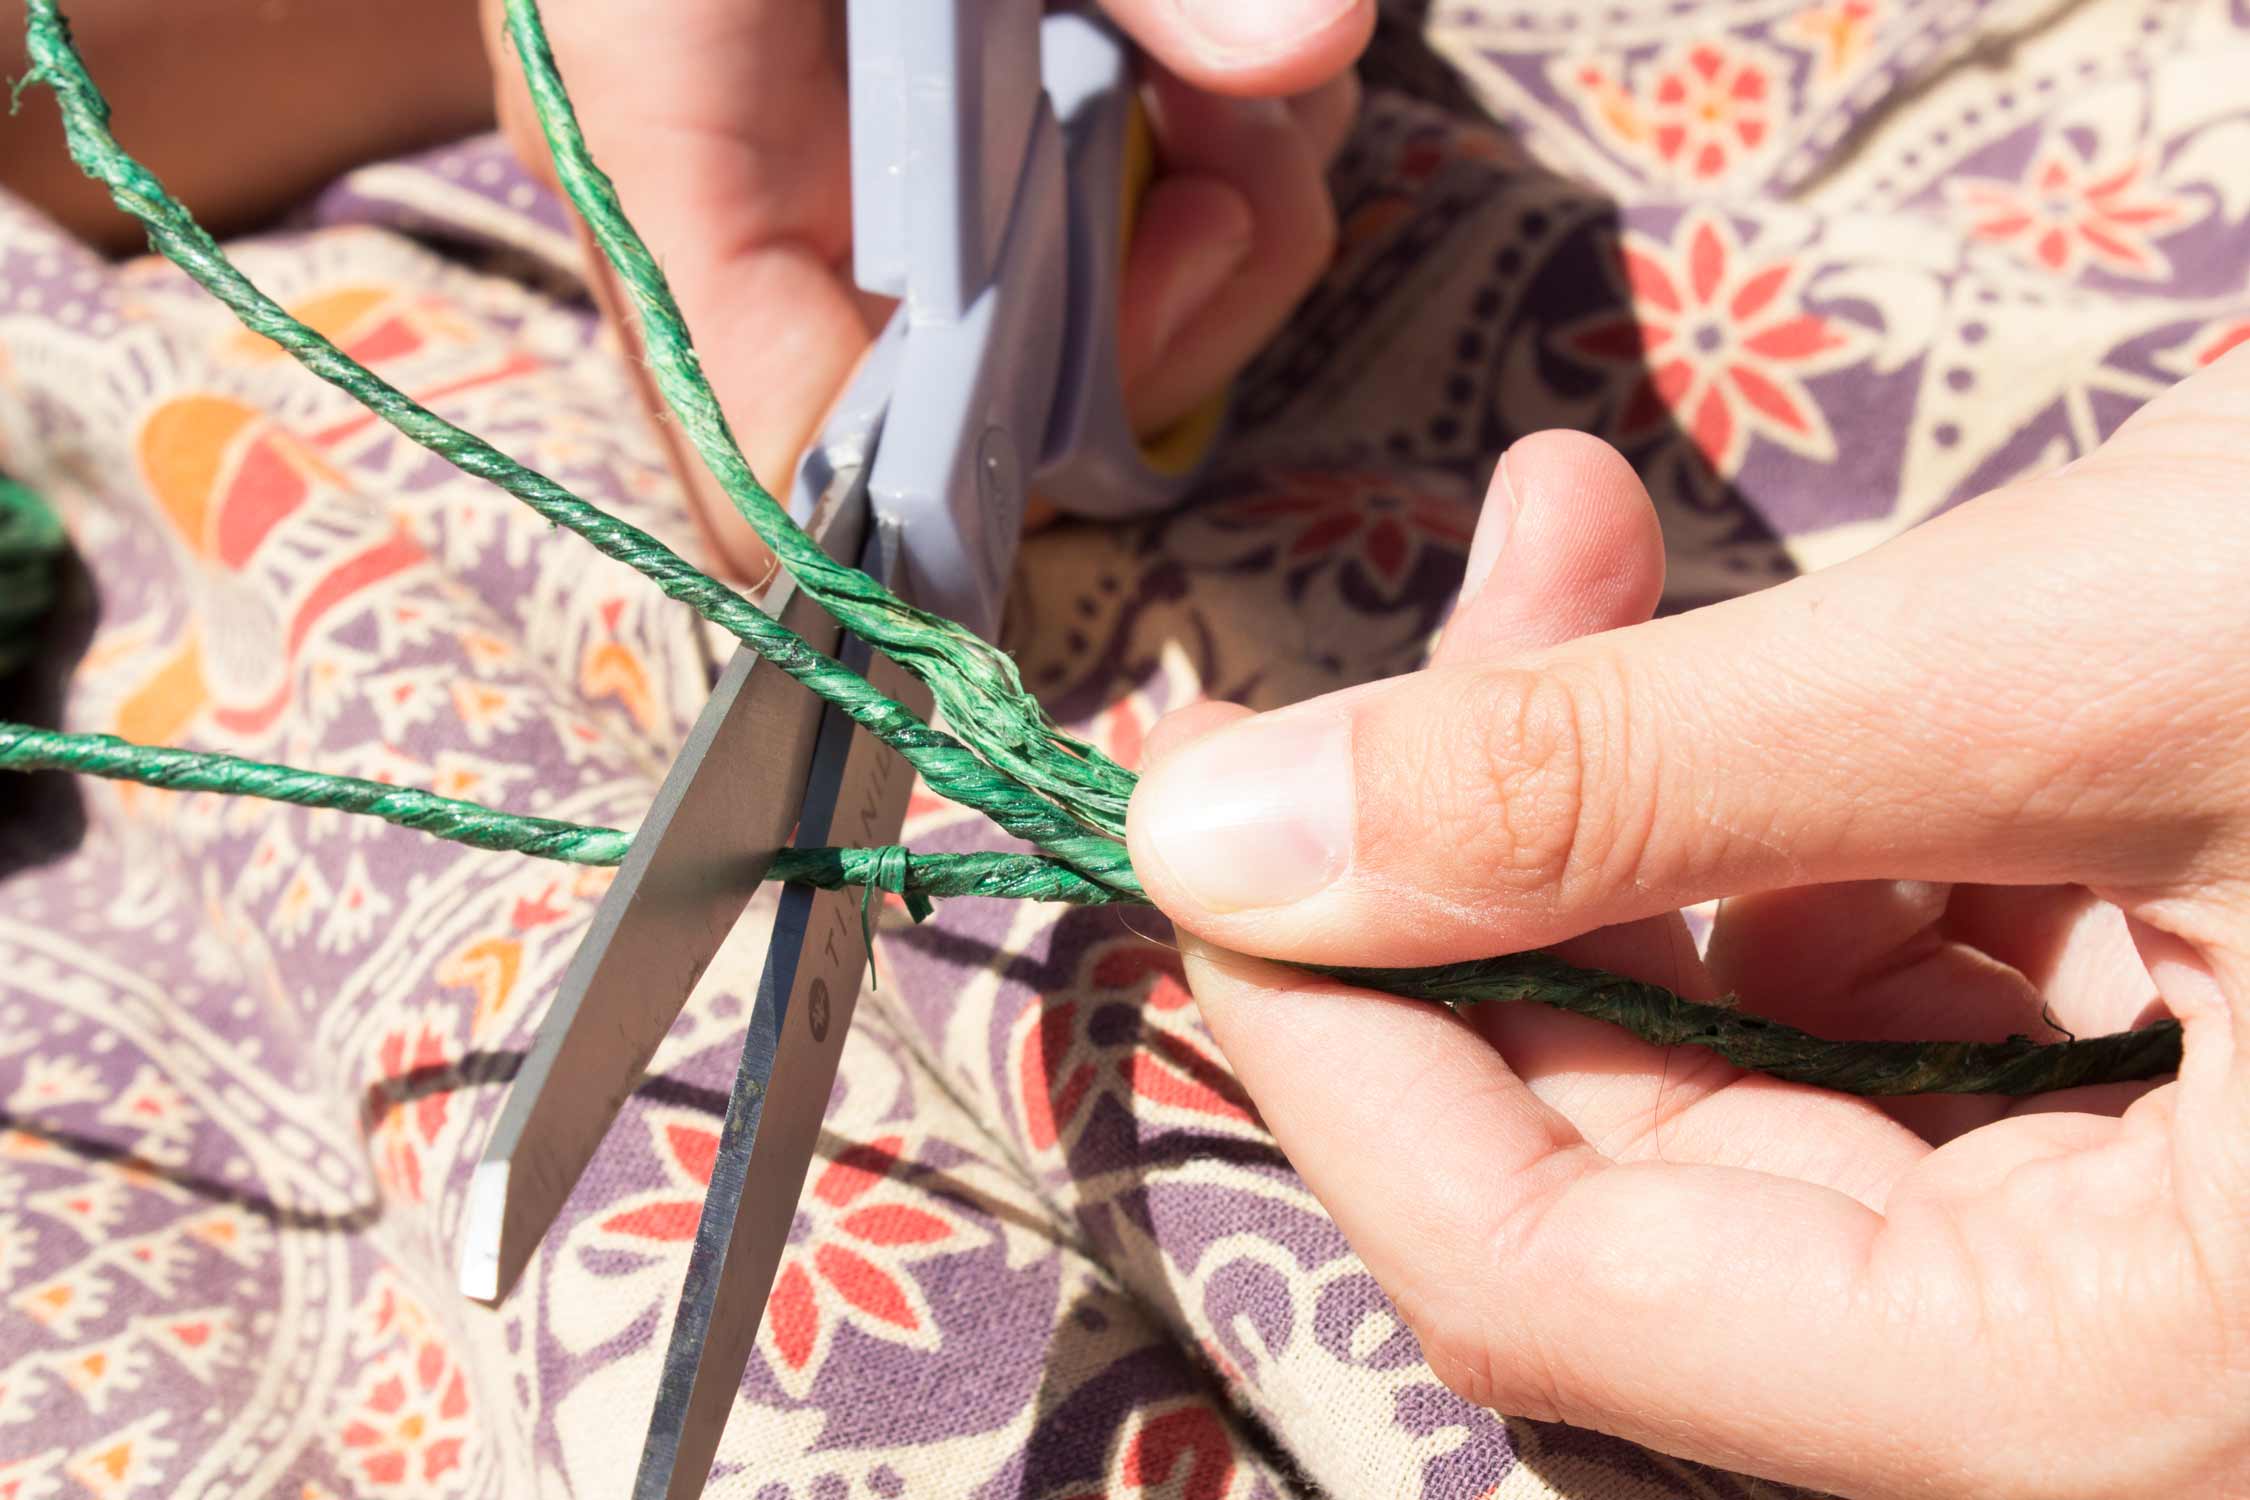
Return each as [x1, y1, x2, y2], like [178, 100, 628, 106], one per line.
[0, 0, 2189, 1099]
[15, 0, 1135, 897]
[1316, 954, 2183, 1098]
[768, 844, 1126, 908]
[1, 714, 2185, 1097]
[0, 722, 637, 864]
[0, 716, 1132, 900]
[499, 0, 1137, 841]
[0, 477, 66, 678]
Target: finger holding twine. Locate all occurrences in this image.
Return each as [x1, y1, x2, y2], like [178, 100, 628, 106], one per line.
[2, 1, 2186, 1096]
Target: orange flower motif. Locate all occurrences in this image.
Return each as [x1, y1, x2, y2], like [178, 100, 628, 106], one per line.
[1784, 0, 1878, 79]
[1556, 213, 1861, 474]
[1950, 151, 2195, 281]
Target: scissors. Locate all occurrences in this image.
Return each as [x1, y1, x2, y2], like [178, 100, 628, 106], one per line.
[456, 4, 1220, 1495]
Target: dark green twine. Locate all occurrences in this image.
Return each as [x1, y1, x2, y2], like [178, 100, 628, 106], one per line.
[0, 722, 634, 864]
[0, 475, 66, 678]
[3, 1, 2185, 1098]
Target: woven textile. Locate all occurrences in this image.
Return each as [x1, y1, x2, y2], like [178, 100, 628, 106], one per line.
[3, 2, 2248, 1495]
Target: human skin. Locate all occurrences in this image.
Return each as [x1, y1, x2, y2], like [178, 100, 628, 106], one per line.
[1126, 351, 2250, 1497]
[1, 0, 1367, 585]
[0, 0, 495, 248]
[479, 0, 1370, 581]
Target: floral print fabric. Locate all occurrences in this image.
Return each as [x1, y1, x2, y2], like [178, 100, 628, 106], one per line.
[3, 2, 2249, 1496]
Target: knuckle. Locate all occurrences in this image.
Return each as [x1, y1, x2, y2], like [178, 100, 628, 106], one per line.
[1429, 662, 1646, 916]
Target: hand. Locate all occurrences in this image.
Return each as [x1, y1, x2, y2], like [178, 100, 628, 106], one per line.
[1125, 353, 2250, 1496]
[484, 0, 1368, 582]
[2, 0, 492, 250]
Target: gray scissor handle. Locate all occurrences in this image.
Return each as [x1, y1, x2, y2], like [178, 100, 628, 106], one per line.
[1036, 6, 1227, 520]
[837, 1, 1223, 637]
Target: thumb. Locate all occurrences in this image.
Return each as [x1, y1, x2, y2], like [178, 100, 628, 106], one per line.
[1126, 460, 2250, 968]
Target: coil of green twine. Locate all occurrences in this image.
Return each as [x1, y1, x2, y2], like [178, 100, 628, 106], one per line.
[0, 0, 2186, 1098]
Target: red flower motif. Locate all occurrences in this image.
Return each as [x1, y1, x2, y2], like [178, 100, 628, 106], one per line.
[366, 1017, 454, 1204]
[338, 1335, 473, 1492]
[1571, 40, 1781, 183]
[1016, 944, 1257, 1159]
[594, 1113, 965, 1399]
[1644, 43, 1774, 180]
[1052, 1402, 1249, 1500]
[1950, 151, 2194, 281]
[1228, 473, 1472, 594]
[1556, 213, 1860, 474]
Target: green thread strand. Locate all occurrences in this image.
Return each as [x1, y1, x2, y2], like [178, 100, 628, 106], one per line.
[0, 723, 635, 864]
[17, 0, 1135, 895]
[5, 3, 2186, 1099]
[499, 0, 1137, 839]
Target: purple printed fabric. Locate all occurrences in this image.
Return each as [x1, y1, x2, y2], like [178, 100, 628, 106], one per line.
[2, 3, 2246, 1496]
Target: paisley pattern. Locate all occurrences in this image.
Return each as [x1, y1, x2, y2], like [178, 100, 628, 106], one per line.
[3, 2, 2249, 1494]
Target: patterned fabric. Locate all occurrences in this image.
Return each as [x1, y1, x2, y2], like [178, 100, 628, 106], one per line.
[2, 2, 2247, 1495]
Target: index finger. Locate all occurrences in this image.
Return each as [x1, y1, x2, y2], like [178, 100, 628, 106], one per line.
[1178, 943, 1952, 1495]
[1099, 0, 1374, 94]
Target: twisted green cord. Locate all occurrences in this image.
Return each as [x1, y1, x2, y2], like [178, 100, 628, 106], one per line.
[1315, 955, 2182, 1098]
[768, 843, 1126, 907]
[0, 722, 636, 864]
[1, 1, 2188, 1098]
[14, 0, 1135, 896]
[0, 717, 1128, 896]
[2, 715, 2184, 1097]
[499, 0, 1137, 840]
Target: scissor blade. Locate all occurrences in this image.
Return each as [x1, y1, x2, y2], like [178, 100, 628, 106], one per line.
[633, 525, 926, 1500]
[459, 499, 869, 1305]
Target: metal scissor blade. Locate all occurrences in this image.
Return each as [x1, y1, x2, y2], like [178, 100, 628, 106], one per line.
[459, 496, 870, 1305]
[633, 523, 927, 1500]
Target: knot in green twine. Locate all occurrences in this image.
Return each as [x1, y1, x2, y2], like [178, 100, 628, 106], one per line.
[0, 477, 66, 679]
[854, 844, 932, 991]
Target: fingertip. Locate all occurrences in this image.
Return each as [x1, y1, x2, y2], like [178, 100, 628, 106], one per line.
[1127, 700, 1266, 942]
[1140, 699, 1252, 767]
[1436, 429, 1665, 665]
[1108, 0, 1375, 96]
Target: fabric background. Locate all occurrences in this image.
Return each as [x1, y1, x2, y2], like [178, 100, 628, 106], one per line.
[3, 1, 2247, 1495]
